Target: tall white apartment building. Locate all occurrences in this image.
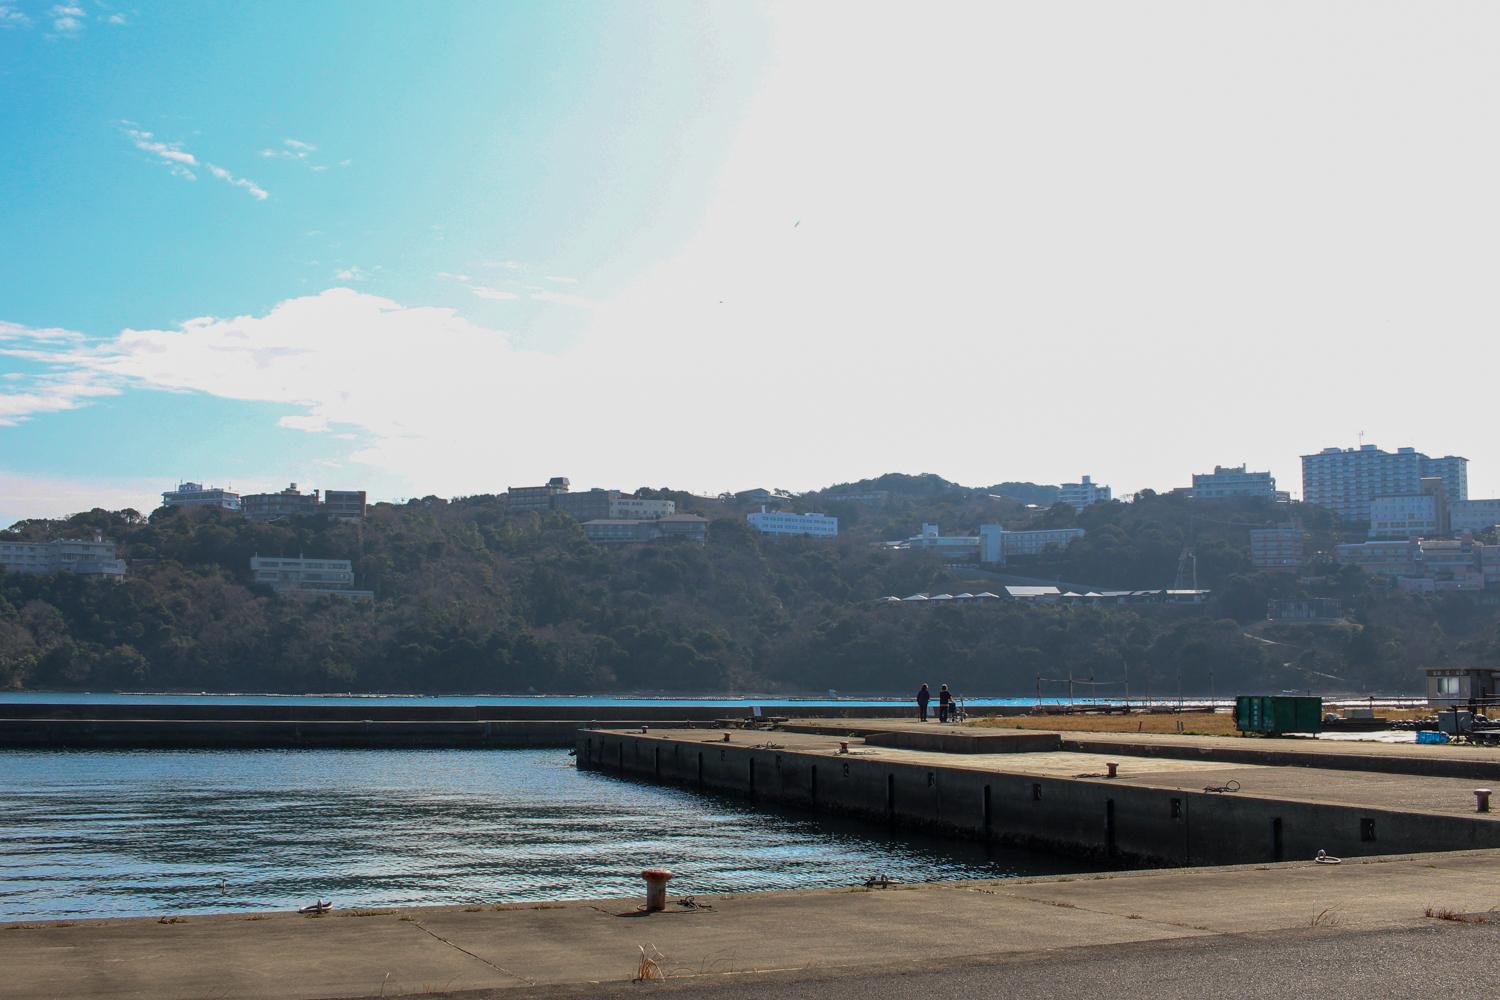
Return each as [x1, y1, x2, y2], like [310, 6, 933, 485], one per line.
[610, 497, 677, 520]
[162, 482, 241, 510]
[1301, 445, 1468, 523]
[747, 508, 838, 537]
[0, 536, 126, 578]
[1058, 475, 1111, 511]
[1191, 465, 1281, 500]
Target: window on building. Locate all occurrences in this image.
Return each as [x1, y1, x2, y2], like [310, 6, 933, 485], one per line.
[1436, 677, 1460, 697]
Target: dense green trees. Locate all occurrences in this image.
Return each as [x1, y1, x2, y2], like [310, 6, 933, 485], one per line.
[0, 490, 1492, 695]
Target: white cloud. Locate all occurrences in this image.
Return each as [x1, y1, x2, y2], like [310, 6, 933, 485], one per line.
[260, 137, 328, 172]
[0, 4, 31, 28]
[470, 286, 520, 301]
[277, 414, 330, 433]
[105, 13, 126, 25]
[334, 267, 367, 281]
[12, 290, 575, 493]
[122, 124, 268, 200]
[206, 162, 269, 200]
[0, 324, 119, 427]
[544, 275, 579, 285]
[123, 127, 197, 180]
[49, 3, 83, 32]
[531, 289, 593, 308]
[0, 321, 83, 343]
[437, 271, 519, 301]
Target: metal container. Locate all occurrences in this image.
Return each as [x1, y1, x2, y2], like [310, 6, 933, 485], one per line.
[1234, 695, 1323, 735]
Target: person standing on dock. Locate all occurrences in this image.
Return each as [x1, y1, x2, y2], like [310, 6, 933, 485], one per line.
[938, 684, 952, 723]
[917, 683, 931, 722]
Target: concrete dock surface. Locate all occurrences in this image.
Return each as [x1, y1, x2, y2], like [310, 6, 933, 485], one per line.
[786, 717, 1500, 775]
[5, 850, 1500, 999]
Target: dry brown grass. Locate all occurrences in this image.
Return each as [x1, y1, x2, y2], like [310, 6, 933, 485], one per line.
[969, 711, 1243, 737]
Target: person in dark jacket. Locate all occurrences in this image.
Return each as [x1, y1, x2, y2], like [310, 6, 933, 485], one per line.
[917, 683, 931, 722]
[938, 684, 952, 723]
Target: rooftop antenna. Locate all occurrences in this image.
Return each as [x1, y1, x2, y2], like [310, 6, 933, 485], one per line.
[1358, 429, 1365, 447]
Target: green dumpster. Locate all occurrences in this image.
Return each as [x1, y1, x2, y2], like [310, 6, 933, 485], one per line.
[1235, 695, 1322, 736]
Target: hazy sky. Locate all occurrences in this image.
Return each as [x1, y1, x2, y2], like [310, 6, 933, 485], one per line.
[2, 1, 1497, 526]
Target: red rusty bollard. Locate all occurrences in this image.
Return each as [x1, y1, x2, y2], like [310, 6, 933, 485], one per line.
[1476, 788, 1492, 814]
[722, 732, 731, 742]
[839, 741, 849, 754]
[1106, 762, 1119, 779]
[641, 868, 674, 911]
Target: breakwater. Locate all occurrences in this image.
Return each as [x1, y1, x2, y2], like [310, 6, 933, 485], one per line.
[578, 727, 1500, 867]
[0, 702, 930, 748]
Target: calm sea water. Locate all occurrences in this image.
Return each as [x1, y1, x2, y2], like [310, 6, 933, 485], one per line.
[0, 691, 1144, 708]
[0, 749, 1092, 921]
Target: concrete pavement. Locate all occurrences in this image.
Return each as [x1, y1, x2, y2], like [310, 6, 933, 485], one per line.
[503, 923, 1500, 1000]
[5, 850, 1500, 999]
[784, 717, 1500, 778]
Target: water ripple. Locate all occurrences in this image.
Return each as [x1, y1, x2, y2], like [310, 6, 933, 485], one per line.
[0, 748, 1091, 919]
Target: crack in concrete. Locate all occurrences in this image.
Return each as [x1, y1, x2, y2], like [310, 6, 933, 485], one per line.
[408, 919, 536, 986]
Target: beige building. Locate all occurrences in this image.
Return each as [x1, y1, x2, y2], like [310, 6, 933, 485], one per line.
[250, 555, 372, 599]
[0, 536, 125, 578]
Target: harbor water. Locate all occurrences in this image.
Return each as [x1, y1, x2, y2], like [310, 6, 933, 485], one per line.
[0, 748, 1094, 921]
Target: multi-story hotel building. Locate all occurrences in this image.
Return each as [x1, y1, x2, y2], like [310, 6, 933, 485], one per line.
[249, 555, 372, 599]
[322, 490, 368, 520]
[507, 477, 571, 513]
[1058, 475, 1111, 511]
[1249, 526, 1304, 571]
[1191, 465, 1283, 501]
[1451, 499, 1500, 535]
[747, 509, 838, 537]
[610, 497, 677, 520]
[242, 483, 322, 522]
[162, 482, 241, 510]
[0, 536, 126, 578]
[582, 514, 708, 544]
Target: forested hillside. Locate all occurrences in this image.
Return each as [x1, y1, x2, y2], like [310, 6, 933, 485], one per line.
[1, 488, 1496, 695]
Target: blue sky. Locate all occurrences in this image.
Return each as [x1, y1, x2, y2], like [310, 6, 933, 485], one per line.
[3, 2, 1499, 526]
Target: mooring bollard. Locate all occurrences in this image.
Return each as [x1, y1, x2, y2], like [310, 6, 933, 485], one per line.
[722, 732, 731, 743]
[641, 868, 674, 911]
[1476, 788, 1492, 813]
[1106, 762, 1119, 779]
[839, 741, 849, 754]
[641, 726, 649, 734]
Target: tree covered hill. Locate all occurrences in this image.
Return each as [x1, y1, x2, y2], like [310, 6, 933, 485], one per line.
[1, 488, 1495, 695]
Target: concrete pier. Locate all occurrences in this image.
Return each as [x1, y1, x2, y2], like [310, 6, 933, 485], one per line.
[578, 728, 1500, 866]
[4, 850, 1499, 999]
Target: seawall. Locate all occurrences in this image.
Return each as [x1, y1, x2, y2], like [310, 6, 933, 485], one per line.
[577, 728, 1500, 867]
[0, 703, 920, 749]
